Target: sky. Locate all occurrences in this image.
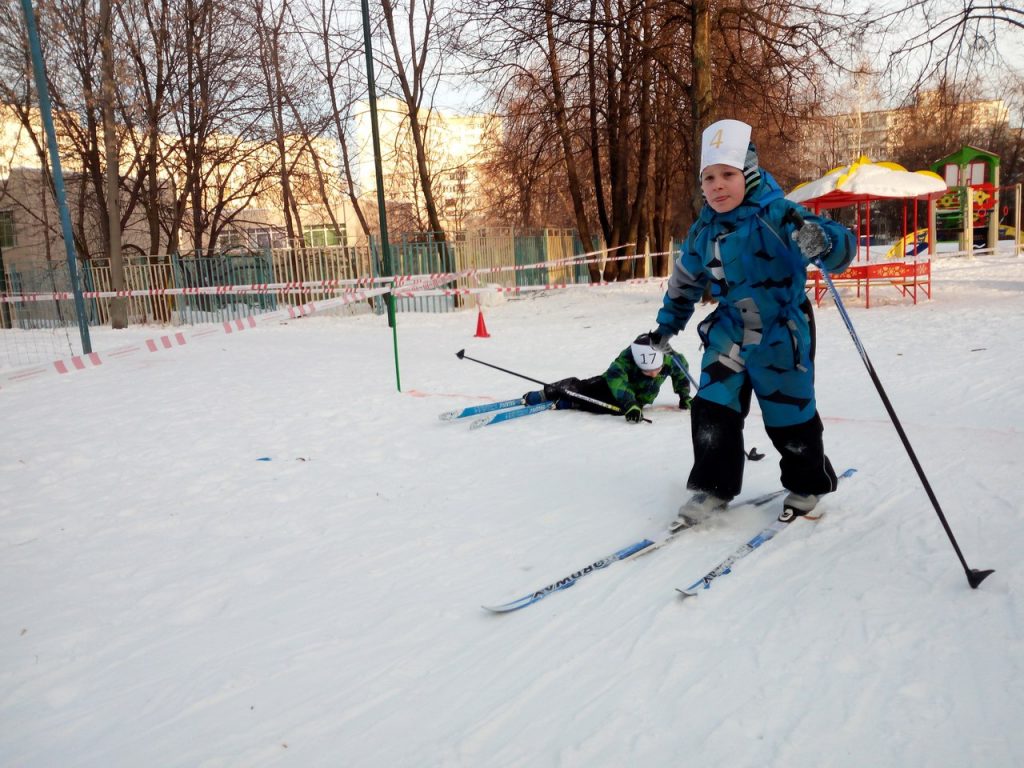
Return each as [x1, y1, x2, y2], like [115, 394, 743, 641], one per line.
[2, 245, 1023, 767]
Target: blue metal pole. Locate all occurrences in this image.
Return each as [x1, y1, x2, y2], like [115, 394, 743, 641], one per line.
[669, 350, 700, 391]
[19, 0, 92, 353]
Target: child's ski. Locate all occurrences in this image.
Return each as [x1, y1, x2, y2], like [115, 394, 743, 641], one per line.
[482, 485, 803, 613]
[470, 402, 555, 429]
[483, 468, 855, 613]
[676, 468, 857, 598]
[439, 398, 524, 421]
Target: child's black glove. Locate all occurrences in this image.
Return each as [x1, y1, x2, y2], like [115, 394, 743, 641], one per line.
[648, 328, 675, 354]
[624, 405, 643, 423]
[679, 395, 691, 410]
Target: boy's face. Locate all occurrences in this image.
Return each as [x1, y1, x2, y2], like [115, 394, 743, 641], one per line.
[701, 163, 745, 213]
[641, 367, 661, 378]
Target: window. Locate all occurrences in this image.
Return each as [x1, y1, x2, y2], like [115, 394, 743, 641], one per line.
[221, 226, 288, 250]
[303, 223, 345, 248]
[250, 227, 286, 250]
[220, 229, 248, 249]
[0, 210, 15, 249]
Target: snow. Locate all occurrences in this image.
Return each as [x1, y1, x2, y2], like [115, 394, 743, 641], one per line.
[787, 159, 948, 203]
[2, 252, 1023, 767]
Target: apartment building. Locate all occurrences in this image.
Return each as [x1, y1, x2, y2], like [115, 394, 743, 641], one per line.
[352, 97, 498, 234]
[0, 103, 357, 271]
[797, 92, 1010, 180]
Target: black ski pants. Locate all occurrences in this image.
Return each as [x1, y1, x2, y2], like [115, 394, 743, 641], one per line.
[686, 297, 837, 500]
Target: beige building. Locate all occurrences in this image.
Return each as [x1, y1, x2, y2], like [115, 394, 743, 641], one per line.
[798, 92, 1010, 180]
[352, 97, 498, 233]
[1, 105, 82, 271]
[1, 103, 358, 271]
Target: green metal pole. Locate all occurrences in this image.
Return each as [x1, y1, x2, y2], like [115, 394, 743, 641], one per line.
[360, 0, 400, 391]
[20, 0, 92, 353]
[0, 242, 11, 328]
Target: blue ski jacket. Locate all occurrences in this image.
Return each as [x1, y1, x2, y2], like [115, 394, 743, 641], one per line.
[655, 170, 855, 426]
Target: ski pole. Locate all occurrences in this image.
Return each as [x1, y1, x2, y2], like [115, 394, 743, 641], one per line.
[455, 349, 651, 423]
[668, 350, 700, 392]
[669, 352, 763, 460]
[784, 209, 993, 589]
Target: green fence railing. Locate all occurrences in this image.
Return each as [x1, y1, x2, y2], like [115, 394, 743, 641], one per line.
[2, 228, 596, 329]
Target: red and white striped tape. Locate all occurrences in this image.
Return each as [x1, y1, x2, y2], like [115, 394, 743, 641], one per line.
[0, 284, 390, 389]
[0, 266, 660, 391]
[0, 244, 654, 303]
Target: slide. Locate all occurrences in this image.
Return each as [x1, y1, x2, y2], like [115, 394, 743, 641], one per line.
[998, 224, 1024, 244]
[886, 228, 930, 259]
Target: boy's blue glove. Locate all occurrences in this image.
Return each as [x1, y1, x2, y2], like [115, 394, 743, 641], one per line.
[624, 405, 643, 423]
[792, 221, 831, 261]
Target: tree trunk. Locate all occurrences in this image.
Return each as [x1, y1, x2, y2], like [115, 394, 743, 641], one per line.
[379, 0, 447, 242]
[101, 0, 126, 328]
[691, 0, 714, 217]
[544, 0, 597, 279]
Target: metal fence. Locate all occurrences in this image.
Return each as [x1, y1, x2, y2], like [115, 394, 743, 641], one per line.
[0, 228, 593, 329]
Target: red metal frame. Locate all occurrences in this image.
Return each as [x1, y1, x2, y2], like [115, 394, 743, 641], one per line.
[801, 188, 942, 308]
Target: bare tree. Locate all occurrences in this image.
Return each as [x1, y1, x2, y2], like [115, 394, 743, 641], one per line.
[477, 90, 575, 228]
[376, 0, 452, 241]
[165, 0, 275, 254]
[467, 0, 857, 276]
[100, 0, 126, 327]
[115, 0, 180, 257]
[463, 0, 600, 275]
[874, 1, 1023, 95]
[295, 0, 372, 240]
[252, 0, 306, 245]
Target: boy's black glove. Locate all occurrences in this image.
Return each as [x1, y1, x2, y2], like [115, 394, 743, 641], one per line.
[679, 395, 691, 410]
[624, 405, 643, 423]
[648, 328, 675, 354]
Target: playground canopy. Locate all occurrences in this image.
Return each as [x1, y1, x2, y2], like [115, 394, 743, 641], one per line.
[787, 156, 947, 209]
[785, 157, 948, 308]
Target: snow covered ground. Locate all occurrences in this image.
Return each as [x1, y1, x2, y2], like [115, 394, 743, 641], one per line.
[2, 252, 1023, 767]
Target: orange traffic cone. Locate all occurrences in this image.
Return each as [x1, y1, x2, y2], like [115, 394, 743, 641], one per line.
[474, 307, 491, 338]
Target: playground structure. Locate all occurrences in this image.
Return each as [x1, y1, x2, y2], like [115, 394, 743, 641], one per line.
[998, 223, 1024, 244]
[787, 157, 946, 308]
[885, 228, 931, 259]
[930, 145, 1023, 256]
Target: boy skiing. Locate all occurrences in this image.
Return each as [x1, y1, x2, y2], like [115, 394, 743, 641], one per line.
[524, 334, 692, 424]
[650, 118, 855, 525]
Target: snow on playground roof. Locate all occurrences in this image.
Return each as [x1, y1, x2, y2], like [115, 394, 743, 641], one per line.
[786, 156, 947, 208]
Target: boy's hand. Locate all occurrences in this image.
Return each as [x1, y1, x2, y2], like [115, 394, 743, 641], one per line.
[792, 221, 831, 261]
[624, 405, 643, 423]
[649, 329, 675, 354]
[679, 395, 691, 410]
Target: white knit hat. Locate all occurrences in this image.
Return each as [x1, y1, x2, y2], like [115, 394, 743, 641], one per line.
[700, 119, 752, 174]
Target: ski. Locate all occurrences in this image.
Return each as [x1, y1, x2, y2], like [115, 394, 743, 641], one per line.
[481, 482, 815, 613]
[439, 398, 525, 421]
[470, 402, 555, 429]
[676, 467, 857, 599]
